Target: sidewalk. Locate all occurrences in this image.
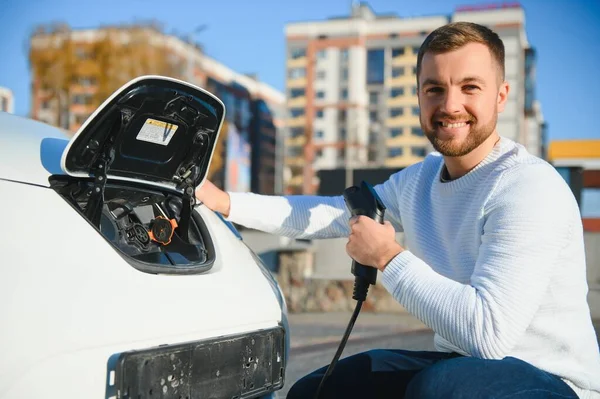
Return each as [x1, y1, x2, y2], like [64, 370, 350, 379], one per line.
[287, 311, 431, 349]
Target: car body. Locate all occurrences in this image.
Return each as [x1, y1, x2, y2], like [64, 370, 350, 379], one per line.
[0, 76, 288, 399]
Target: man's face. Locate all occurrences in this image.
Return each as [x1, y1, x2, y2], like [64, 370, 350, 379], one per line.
[418, 42, 509, 157]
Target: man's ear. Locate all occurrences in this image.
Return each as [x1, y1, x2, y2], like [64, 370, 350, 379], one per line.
[497, 80, 509, 113]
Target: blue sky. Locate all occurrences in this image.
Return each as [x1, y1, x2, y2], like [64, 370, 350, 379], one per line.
[1, 0, 599, 142]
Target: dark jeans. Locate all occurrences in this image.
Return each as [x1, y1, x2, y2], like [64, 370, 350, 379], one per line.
[287, 349, 578, 398]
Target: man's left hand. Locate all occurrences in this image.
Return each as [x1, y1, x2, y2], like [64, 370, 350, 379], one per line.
[346, 216, 404, 271]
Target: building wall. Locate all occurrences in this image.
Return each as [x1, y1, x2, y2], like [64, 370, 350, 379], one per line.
[284, 3, 544, 194]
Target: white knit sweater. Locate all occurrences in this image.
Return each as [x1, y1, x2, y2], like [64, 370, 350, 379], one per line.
[226, 137, 600, 397]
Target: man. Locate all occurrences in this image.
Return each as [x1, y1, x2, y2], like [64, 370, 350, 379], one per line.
[196, 22, 600, 398]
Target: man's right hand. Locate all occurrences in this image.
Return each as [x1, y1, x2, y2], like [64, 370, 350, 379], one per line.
[195, 180, 231, 217]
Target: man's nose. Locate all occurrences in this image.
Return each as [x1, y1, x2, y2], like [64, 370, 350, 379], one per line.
[440, 88, 463, 114]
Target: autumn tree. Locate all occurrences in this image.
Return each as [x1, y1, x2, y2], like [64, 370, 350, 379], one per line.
[30, 22, 186, 130]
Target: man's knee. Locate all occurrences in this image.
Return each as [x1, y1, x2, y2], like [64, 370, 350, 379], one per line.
[405, 356, 470, 399]
[405, 356, 578, 399]
[286, 350, 381, 399]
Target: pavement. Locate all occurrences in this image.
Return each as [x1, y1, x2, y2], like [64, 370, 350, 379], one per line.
[287, 311, 431, 351]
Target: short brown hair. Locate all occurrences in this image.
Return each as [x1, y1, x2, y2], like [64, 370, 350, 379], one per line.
[416, 22, 505, 84]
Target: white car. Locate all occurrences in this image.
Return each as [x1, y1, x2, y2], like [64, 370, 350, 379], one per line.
[0, 76, 289, 399]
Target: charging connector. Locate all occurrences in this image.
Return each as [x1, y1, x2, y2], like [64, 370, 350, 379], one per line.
[314, 181, 386, 398]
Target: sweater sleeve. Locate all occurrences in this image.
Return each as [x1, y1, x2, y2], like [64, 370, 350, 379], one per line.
[381, 164, 578, 359]
[224, 169, 408, 239]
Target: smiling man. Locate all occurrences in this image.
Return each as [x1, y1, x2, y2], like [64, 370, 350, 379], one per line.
[196, 22, 600, 398]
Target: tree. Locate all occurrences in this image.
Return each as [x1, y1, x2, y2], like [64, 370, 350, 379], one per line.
[30, 23, 186, 131]
[29, 23, 76, 129]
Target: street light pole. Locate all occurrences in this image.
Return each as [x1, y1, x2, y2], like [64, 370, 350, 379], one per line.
[186, 25, 207, 84]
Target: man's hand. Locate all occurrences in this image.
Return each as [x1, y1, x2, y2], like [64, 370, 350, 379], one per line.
[195, 180, 231, 217]
[346, 216, 404, 271]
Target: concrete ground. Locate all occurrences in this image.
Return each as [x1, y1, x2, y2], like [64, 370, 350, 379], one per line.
[280, 312, 600, 397]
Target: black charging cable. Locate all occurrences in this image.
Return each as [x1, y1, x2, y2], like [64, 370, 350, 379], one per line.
[314, 285, 368, 398]
[314, 181, 386, 398]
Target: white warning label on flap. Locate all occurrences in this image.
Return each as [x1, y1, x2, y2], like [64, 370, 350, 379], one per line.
[136, 118, 179, 146]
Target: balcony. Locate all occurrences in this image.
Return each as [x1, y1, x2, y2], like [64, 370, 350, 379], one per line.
[391, 53, 418, 66]
[388, 74, 417, 87]
[285, 156, 305, 167]
[386, 95, 418, 107]
[287, 96, 307, 108]
[287, 77, 307, 88]
[287, 115, 306, 127]
[387, 115, 420, 127]
[286, 135, 307, 146]
[286, 174, 305, 187]
[384, 155, 423, 168]
[385, 134, 428, 147]
[287, 56, 307, 69]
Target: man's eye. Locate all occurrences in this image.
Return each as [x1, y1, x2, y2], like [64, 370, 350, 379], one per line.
[464, 85, 480, 91]
[426, 87, 443, 93]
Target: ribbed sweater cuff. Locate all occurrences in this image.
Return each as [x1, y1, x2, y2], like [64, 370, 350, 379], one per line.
[381, 250, 421, 292]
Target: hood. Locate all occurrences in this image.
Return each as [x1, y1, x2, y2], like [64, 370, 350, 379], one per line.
[61, 75, 225, 192]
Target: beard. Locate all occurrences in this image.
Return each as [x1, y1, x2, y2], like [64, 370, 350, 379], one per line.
[421, 111, 497, 157]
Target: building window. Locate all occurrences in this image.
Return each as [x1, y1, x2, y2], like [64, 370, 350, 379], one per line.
[41, 100, 51, 109]
[316, 110, 324, 118]
[341, 68, 349, 81]
[369, 92, 379, 105]
[340, 48, 349, 61]
[391, 88, 404, 98]
[72, 94, 92, 105]
[340, 128, 347, 140]
[391, 67, 405, 78]
[316, 91, 325, 99]
[412, 66, 417, 75]
[338, 109, 347, 122]
[369, 111, 378, 122]
[288, 147, 303, 157]
[290, 128, 304, 138]
[315, 130, 324, 139]
[289, 67, 306, 79]
[73, 76, 97, 86]
[340, 89, 348, 100]
[412, 146, 426, 157]
[411, 86, 418, 96]
[390, 108, 404, 117]
[411, 127, 424, 136]
[411, 106, 420, 116]
[290, 88, 305, 98]
[388, 147, 403, 157]
[367, 49, 385, 84]
[390, 128, 402, 138]
[317, 49, 327, 59]
[290, 48, 306, 59]
[412, 46, 420, 55]
[316, 70, 326, 80]
[369, 131, 378, 144]
[290, 108, 305, 118]
[339, 148, 346, 159]
[316, 149, 323, 157]
[392, 47, 405, 57]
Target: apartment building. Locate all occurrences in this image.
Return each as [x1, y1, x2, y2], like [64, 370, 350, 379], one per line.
[29, 25, 285, 194]
[284, 2, 544, 194]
